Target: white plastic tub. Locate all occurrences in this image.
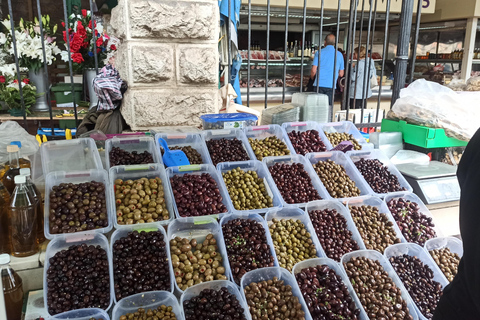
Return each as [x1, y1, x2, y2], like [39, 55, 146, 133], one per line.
[291, 258, 369, 320]
[346, 149, 413, 198]
[384, 243, 449, 320]
[43, 233, 114, 317]
[155, 132, 212, 165]
[202, 129, 256, 166]
[109, 164, 174, 228]
[243, 124, 295, 160]
[240, 267, 312, 320]
[281, 121, 330, 154]
[320, 121, 373, 150]
[110, 223, 174, 303]
[50, 308, 110, 320]
[263, 154, 331, 207]
[305, 151, 372, 201]
[305, 200, 366, 260]
[44, 169, 114, 239]
[167, 217, 231, 294]
[112, 291, 184, 320]
[340, 250, 419, 320]
[105, 136, 162, 169]
[180, 280, 251, 320]
[217, 160, 283, 215]
[425, 236, 463, 257]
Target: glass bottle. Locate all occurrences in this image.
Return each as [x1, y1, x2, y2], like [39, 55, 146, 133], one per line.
[297, 41, 302, 57]
[293, 41, 298, 58]
[20, 168, 44, 245]
[3, 145, 20, 194]
[8, 175, 38, 257]
[0, 182, 10, 254]
[0, 254, 24, 320]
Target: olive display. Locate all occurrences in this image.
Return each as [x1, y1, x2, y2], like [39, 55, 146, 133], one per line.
[114, 177, 169, 225]
[170, 173, 228, 217]
[269, 163, 321, 204]
[287, 130, 327, 156]
[109, 147, 154, 167]
[269, 218, 317, 271]
[244, 277, 306, 320]
[206, 138, 251, 166]
[344, 256, 413, 320]
[312, 160, 361, 198]
[182, 287, 247, 320]
[222, 218, 276, 284]
[387, 198, 436, 246]
[429, 248, 461, 282]
[170, 234, 227, 291]
[295, 265, 360, 320]
[222, 167, 273, 211]
[112, 230, 170, 301]
[349, 205, 401, 253]
[389, 255, 443, 319]
[354, 158, 406, 194]
[46, 244, 110, 315]
[308, 209, 360, 262]
[161, 146, 203, 164]
[119, 305, 177, 320]
[48, 181, 108, 234]
[248, 136, 290, 160]
[324, 132, 362, 150]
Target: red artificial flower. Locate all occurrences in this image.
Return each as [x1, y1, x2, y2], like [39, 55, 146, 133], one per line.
[0, 76, 5, 83]
[88, 20, 97, 29]
[69, 34, 82, 53]
[22, 78, 30, 84]
[82, 9, 87, 17]
[97, 48, 101, 53]
[71, 53, 84, 64]
[77, 21, 87, 38]
[110, 44, 117, 51]
[96, 37, 103, 47]
[61, 22, 65, 28]
[13, 79, 18, 84]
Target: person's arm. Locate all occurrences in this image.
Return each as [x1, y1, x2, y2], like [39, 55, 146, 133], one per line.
[339, 69, 344, 77]
[338, 53, 345, 78]
[311, 66, 317, 80]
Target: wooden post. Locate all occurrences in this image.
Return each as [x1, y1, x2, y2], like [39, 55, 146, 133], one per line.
[461, 18, 478, 81]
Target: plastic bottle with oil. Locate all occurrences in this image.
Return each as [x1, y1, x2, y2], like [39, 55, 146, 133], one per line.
[20, 168, 45, 244]
[0, 254, 24, 320]
[3, 145, 21, 194]
[0, 182, 11, 254]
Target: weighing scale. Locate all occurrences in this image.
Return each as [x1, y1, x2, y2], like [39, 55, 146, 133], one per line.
[396, 161, 460, 204]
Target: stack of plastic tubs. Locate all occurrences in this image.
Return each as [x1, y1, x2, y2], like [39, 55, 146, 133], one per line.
[105, 136, 161, 169]
[155, 132, 212, 166]
[369, 131, 404, 159]
[292, 92, 329, 123]
[261, 103, 301, 125]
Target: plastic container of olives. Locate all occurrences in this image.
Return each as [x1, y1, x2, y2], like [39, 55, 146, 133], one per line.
[155, 132, 212, 166]
[305, 151, 372, 201]
[44, 169, 114, 240]
[346, 149, 414, 198]
[219, 213, 280, 286]
[112, 291, 184, 320]
[166, 164, 233, 220]
[240, 267, 312, 320]
[243, 125, 296, 160]
[180, 280, 251, 320]
[105, 136, 162, 169]
[384, 243, 449, 320]
[167, 217, 232, 294]
[43, 233, 114, 317]
[319, 121, 373, 150]
[305, 200, 367, 257]
[110, 223, 175, 302]
[340, 250, 420, 320]
[50, 308, 110, 320]
[109, 164, 175, 228]
[425, 236, 463, 258]
[202, 128, 256, 162]
[281, 121, 330, 154]
[384, 191, 444, 238]
[291, 258, 369, 320]
[262, 154, 331, 207]
[217, 160, 283, 215]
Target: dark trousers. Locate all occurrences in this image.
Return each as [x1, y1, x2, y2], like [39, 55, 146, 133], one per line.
[349, 98, 366, 109]
[308, 86, 333, 105]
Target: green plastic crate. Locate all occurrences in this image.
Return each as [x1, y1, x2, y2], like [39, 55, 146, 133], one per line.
[381, 119, 468, 149]
[51, 83, 83, 104]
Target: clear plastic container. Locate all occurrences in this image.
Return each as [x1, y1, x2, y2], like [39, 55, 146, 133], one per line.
[155, 132, 212, 165]
[291, 258, 369, 320]
[298, 93, 330, 123]
[165, 164, 233, 220]
[44, 170, 114, 240]
[51, 308, 110, 320]
[305, 151, 372, 201]
[425, 236, 463, 258]
[200, 113, 258, 130]
[110, 223, 174, 302]
[305, 200, 367, 258]
[369, 132, 403, 148]
[346, 149, 413, 198]
[105, 136, 162, 169]
[180, 280, 251, 320]
[240, 267, 312, 320]
[243, 125, 296, 160]
[109, 164, 174, 228]
[384, 192, 444, 239]
[219, 213, 279, 286]
[261, 103, 301, 125]
[202, 129, 256, 165]
[216, 160, 283, 215]
[346, 196, 406, 252]
[41, 138, 103, 176]
[262, 155, 331, 207]
[340, 250, 419, 320]
[43, 233, 114, 317]
[320, 121, 372, 150]
[167, 217, 231, 294]
[112, 291, 183, 320]
[384, 243, 449, 320]
[281, 121, 330, 154]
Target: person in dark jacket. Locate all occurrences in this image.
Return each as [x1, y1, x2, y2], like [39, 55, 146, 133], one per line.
[433, 127, 480, 319]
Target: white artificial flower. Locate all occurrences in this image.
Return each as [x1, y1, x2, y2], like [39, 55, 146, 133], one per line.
[96, 23, 104, 35]
[1, 19, 11, 30]
[60, 51, 69, 62]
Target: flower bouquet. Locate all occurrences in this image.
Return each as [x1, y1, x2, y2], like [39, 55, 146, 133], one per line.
[0, 66, 39, 116]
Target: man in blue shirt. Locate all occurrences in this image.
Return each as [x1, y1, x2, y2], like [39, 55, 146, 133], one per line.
[310, 34, 345, 105]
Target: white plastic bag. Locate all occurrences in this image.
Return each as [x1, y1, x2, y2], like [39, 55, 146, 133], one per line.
[0, 121, 39, 163]
[390, 150, 430, 166]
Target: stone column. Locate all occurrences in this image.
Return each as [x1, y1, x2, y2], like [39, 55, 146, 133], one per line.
[111, 0, 220, 130]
